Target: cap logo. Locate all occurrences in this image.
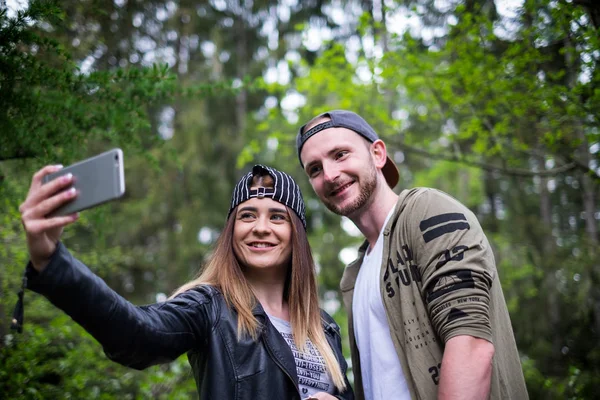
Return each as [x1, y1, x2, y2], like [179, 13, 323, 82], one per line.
[253, 187, 268, 199]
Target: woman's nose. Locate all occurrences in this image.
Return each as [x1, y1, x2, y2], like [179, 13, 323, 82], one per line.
[252, 216, 271, 234]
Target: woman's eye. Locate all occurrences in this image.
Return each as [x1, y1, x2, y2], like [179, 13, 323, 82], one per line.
[271, 214, 287, 221]
[239, 212, 255, 220]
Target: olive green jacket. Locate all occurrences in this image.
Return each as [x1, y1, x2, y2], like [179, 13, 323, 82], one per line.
[340, 188, 528, 400]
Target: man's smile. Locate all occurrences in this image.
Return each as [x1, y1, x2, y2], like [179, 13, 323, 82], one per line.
[329, 181, 354, 197]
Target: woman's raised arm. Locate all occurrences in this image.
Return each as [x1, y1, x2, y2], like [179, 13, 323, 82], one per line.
[25, 242, 216, 369]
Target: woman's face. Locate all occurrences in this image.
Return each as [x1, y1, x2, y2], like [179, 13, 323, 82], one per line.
[232, 196, 293, 272]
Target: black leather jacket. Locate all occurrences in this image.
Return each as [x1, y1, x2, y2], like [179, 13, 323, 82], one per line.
[25, 243, 354, 400]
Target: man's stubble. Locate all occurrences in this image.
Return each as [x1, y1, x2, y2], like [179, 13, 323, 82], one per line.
[323, 158, 378, 217]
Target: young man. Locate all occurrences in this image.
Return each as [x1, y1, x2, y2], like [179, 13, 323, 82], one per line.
[296, 110, 528, 400]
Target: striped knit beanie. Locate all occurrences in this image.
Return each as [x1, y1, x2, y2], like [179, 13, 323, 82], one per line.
[228, 165, 307, 230]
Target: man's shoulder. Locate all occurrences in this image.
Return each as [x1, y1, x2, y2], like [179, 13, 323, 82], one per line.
[392, 187, 486, 249]
[392, 187, 476, 235]
[400, 186, 460, 204]
[398, 187, 472, 215]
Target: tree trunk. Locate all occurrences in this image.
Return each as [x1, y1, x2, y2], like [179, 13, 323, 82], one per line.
[235, 14, 248, 135]
[537, 155, 553, 231]
[579, 140, 598, 246]
[563, 24, 600, 343]
[483, 170, 498, 233]
[0, 303, 5, 344]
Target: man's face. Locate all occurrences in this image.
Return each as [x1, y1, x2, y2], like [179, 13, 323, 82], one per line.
[300, 126, 379, 217]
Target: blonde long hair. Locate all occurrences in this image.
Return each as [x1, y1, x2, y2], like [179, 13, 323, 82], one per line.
[172, 174, 346, 391]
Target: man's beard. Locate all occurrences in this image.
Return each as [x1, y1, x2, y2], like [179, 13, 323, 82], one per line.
[323, 161, 378, 217]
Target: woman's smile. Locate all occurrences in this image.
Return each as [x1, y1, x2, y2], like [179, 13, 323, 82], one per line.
[233, 197, 292, 270]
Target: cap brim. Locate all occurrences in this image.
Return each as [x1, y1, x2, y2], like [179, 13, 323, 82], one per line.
[382, 156, 399, 189]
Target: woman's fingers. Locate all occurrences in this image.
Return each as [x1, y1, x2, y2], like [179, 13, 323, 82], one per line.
[21, 187, 77, 224]
[28, 164, 63, 195]
[20, 165, 71, 214]
[32, 164, 63, 185]
[19, 165, 77, 271]
[23, 212, 79, 236]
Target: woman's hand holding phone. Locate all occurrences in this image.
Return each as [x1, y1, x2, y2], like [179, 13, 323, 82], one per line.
[20, 165, 80, 272]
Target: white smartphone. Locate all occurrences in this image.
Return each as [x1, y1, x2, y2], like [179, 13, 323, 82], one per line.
[42, 148, 126, 216]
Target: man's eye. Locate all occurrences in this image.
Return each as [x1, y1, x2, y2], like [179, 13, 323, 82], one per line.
[335, 151, 348, 160]
[308, 165, 321, 177]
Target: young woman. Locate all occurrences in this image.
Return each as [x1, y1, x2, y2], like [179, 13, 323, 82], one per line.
[17, 164, 353, 400]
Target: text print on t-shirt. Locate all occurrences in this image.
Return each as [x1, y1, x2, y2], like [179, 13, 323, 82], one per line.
[279, 331, 331, 392]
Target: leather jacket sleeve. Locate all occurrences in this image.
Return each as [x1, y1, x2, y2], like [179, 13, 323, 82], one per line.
[25, 242, 215, 370]
[320, 311, 355, 400]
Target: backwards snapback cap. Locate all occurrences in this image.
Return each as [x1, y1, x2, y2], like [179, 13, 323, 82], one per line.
[296, 110, 399, 189]
[228, 164, 307, 229]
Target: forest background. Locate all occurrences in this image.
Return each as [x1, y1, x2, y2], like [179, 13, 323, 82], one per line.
[0, 0, 598, 399]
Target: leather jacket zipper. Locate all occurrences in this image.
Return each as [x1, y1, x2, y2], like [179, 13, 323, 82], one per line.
[261, 334, 301, 398]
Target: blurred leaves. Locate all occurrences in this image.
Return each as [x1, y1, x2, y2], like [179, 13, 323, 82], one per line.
[1, 0, 599, 399]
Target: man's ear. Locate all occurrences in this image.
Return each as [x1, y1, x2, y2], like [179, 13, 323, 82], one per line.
[370, 140, 388, 169]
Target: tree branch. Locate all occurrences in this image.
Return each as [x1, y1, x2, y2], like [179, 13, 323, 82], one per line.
[421, 79, 599, 182]
[0, 152, 37, 162]
[394, 141, 600, 180]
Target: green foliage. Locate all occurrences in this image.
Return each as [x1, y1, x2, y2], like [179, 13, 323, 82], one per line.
[255, 0, 600, 397]
[1, 0, 599, 398]
[0, 2, 179, 164]
[1, 0, 345, 397]
[0, 315, 196, 399]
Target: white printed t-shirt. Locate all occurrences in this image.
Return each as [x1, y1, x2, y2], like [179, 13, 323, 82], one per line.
[353, 208, 411, 400]
[268, 314, 335, 398]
